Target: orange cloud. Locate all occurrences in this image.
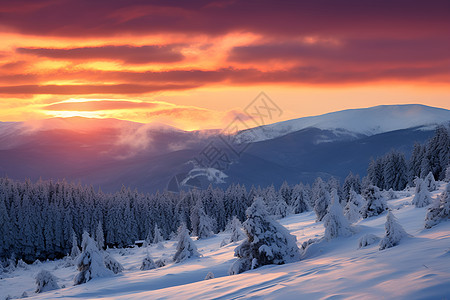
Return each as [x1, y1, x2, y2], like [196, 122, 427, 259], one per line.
[37, 98, 250, 131]
[44, 100, 159, 111]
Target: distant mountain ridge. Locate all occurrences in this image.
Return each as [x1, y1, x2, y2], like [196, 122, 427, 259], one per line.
[0, 104, 448, 193]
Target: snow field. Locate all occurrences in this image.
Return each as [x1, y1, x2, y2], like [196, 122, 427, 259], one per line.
[1, 184, 449, 299]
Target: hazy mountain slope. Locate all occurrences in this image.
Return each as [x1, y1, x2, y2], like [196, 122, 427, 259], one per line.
[0, 105, 448, 192]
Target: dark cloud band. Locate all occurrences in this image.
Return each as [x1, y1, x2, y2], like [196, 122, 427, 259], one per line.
[17, 45, 184, 64]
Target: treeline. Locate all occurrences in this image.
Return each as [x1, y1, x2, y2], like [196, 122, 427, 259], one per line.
[0, 125, 449, 262]
[367, 125, 449, 190]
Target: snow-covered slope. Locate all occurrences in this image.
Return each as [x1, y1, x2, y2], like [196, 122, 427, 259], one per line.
[1, 183, 449, 300]
[237, 104, 450, 143]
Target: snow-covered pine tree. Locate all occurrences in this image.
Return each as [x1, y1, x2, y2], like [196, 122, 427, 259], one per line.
[153, 223, 163, 244]
[424, 171, 437, 191]
[327, 177, 343, 203]
[173, 223, 200, 263]
[424, 183, 450, 228]
[202, 185, 225, 233]
[343, 190, 363, 223]
[313, 178, 331, 222]
[412, 178, 433, 208]
[342, 172, 361, 203]
[152, 223, 164, 249]
[155, 258, 168, 268]
[95, 221, 105, 250]
[74, 231, 112, 285]
[291, 183, 311, 214]
[140, 250, 156, 270]
[0, 195, 11, 260]
[262, 185, 277, 205]
[229, 216, 246, 243]
[383, 151, 408, 191]
[191, 199, 215, 239]
[361, 185, 388, 218]
[367, 157, 385, 189]
[279, 181, 293, 206]
[445, 165, 450, 182]
[323, 189, 353, 240]
[423, 125, 450, 180]
[17, 259, 29, 270]
[268, 192, 289, 219]
[229, 198, 300, 275]
[408, 143, 426, 184]
[70, 231, 81, 258]
[35, 269, 59, 293]
[344, 201, 361, 223]
[420, 156, 432, 179]
[379, 211, 409, 250]
[103, 252, 123, 274]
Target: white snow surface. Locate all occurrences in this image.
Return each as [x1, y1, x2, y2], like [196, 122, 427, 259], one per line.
[237, 104, 450, 143]
[1, 184, 449, 300]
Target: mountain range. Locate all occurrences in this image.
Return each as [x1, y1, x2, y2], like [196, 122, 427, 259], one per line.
[0, 104, 449, 193]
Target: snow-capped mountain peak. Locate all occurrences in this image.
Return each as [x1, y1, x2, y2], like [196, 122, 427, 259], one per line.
[237, 104, 450, 143]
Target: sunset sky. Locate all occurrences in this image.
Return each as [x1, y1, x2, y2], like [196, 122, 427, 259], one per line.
[1, 0, 449, 130]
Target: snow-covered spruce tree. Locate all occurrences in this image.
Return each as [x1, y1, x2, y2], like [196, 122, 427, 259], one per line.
[70, 231, 80, 258]
[424, 171, 437, 192]
[424, 183, 450, 229]
[35, 269, 59, 293]
[268, 193, 289, 219]
[17, 259, 29, 270]
[379, 211, 409, 250]
[342, 172, 361, 203]
[74, 232, 112, 285]
[229, 216, 246, 243]
[327, 177, 343, 204]
[229, 198, 300, 275]
[313, 178, 331, 221]
[152, 223, 164, 249]
[222, 216, 245, 246]
[361, 185, 388, 219]
[153, 223, 163, 244]
[383, 151, 408, 191]
[323, 189, 353, 240]
[412, 178, 433, 208]
[155, 258, 168, 268]
[95, 221, 105, 250]
[145, 227, 153, 245]
[279, 181, 293, 206]
[343, 190, 363, 223]
[445, 164, 450, 182]
[140, 250, 156, 270]
[421, 125, 450, 180]
[408, 143, 426, 184]
[291, 183, 311, 214]
[103, 252, 123, 274]
[173, 223, 200, 263]
[367, 157, 385, 189]
[191, 199, 216, 239]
